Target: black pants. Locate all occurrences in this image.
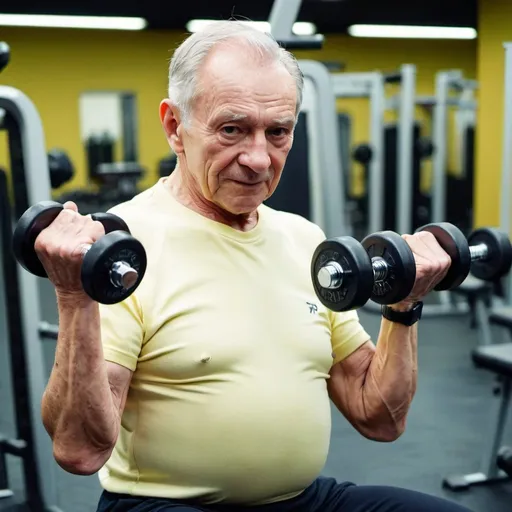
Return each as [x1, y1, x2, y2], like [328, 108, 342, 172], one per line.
[96, 476, 473, 511]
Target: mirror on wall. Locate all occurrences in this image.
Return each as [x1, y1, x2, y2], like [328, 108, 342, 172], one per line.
[78, 90, 143, 197]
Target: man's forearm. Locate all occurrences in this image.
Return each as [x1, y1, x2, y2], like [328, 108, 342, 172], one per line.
[361, 315, 418, 439]
[42, 294, 119, 472]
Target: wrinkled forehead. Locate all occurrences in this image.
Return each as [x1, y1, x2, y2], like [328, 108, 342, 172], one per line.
[194, 43, 297, 116]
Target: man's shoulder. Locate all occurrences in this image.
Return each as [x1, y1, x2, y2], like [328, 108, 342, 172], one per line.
[261, 204, 326, 244]
[107, 185, 164, 229]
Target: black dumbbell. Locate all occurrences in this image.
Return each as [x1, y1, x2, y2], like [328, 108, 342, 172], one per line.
[12, 201, 147, 305]
[415, 223, 512, 289]
[311, 231, 417, 312]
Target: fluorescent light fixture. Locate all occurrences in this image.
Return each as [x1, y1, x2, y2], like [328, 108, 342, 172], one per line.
[186, 19, 316, 36]
[348, 24, 477, 40]
[0, 14, 147, 30]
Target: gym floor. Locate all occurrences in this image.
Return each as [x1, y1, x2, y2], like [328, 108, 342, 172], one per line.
[0, 279, 511, 512]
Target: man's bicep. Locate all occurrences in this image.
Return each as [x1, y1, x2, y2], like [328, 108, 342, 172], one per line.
[106, 361, 133, 417]
[327, 340, 375, 427]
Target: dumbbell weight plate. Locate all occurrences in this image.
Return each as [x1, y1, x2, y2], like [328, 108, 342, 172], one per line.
[468, 228, 512, 281]
[361, 231, 416, 305]
[12, 200, 63, 277]
[311, 236, 375, 312]
[91, 212, 130, 234]
[416, 222, 471, 290]
[81, 231, 147, 305]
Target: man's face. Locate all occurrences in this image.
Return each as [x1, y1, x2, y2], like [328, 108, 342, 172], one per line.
[163, 45, 297, 216]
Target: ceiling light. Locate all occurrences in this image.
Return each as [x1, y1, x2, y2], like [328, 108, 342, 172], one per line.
[186, 19, 316, 37]
[348, 24, 477, 40]
[0, 14, 147, 30]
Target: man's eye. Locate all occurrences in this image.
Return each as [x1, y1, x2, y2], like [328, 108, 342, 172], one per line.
[269, 128, 287, 137]
[222, 126, 239, 135]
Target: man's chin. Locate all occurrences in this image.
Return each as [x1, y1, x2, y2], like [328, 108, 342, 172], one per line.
[219, 198, 264, 217]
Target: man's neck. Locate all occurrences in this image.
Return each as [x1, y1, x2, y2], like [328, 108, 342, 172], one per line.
[164, 169, 259, 232]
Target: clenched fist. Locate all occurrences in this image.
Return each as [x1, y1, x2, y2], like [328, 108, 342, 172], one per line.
[392, 231, 452, 311]
[34, 201, 105, 297]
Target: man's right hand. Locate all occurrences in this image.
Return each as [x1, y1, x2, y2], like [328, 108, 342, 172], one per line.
[34, 201, 106, 297]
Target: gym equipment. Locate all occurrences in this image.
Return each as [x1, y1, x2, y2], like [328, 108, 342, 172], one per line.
[416, 223, 512, 290]
[0, 79, 63, 510]
[0, 42, 9, 73]
[311, 231, 416, 312]
[86, 132, 115, 181]
[12, 201, 147, 305]
[0, 168, 57, 509]
[48, 148, 74, 189]
[430, 71, 478, 227]
[502, 43, 512, 304]
[352, 143, 373, 165]
[441, 45, 512, 493]
[443, 319, 512, 491]
[497, 447, 512, 478]
[331, 72, 386, 236]
[95, 161, 145, 202]
[268, 0, 324, 49]
[383, 123, 434, 234]
[312, 223, 512, 312]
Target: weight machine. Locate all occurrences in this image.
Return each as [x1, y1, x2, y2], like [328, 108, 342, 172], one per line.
[0, 85, 63, 510]
[330, 65, 417, 237]
[410, 71, 478, 230]
[501, 43, 512, 305]
[440, 45, 512, 493]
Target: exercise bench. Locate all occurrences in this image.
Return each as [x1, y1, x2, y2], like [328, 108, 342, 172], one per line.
[442, 307, 512, 490]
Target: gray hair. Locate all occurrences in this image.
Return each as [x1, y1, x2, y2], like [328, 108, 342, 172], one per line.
[167, 20, 304, 126]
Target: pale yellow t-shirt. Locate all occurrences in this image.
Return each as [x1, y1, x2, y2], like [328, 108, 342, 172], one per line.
[98, 178, 371, 505]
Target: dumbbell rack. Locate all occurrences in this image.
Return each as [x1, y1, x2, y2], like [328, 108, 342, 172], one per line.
[0, 86, 63, 510]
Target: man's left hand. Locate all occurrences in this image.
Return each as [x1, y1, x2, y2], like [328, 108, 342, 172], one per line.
[391, 231, 452, 311]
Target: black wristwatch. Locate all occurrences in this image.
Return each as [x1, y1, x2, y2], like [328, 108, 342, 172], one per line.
[381, 301, 423, 326]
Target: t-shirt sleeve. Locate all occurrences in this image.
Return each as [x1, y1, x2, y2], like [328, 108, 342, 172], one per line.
[329, 309, 372, 365]
[99, 293, 144, 371]
[305, 221, 372, 365]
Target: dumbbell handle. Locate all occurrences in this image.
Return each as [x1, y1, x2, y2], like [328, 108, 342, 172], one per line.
[469, 243, 488, 261]
[318, 242, 490, 291]
[81, 243, 139, 291]
[318, 257, 388, 290]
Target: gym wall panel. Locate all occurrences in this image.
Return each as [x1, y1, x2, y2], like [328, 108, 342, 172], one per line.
[0, 27, 476, 198]
[475, 0, 512, 228]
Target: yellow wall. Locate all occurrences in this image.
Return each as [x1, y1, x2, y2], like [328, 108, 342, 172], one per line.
[475, 0, 512, 228]
[0, 27, 476, 198]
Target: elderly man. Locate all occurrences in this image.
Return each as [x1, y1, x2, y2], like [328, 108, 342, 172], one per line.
[36, 20, 471, 512]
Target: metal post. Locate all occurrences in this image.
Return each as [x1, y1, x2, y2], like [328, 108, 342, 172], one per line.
[396, 64, 416, 235]
[501, 44, 512, 304]
[369, 73, 385, 234]
[268, 0, 302, 39]
[299, 61, 348, 238]
[431, 72, 449, 224]
[330, 72, 385, 234]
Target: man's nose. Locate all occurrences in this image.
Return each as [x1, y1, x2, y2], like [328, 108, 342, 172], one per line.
[238, 133, 271, 172]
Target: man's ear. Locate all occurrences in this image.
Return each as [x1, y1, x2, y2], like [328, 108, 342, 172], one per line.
[159, 100, 184, 154]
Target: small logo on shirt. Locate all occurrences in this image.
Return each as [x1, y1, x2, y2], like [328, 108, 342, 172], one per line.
[307, 302, 318, 314]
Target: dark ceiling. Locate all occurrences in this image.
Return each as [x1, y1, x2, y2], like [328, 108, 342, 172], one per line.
[3, 0, 478, 33]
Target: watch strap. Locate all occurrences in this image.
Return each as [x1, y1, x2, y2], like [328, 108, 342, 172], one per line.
[381, 301, 423, 326]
